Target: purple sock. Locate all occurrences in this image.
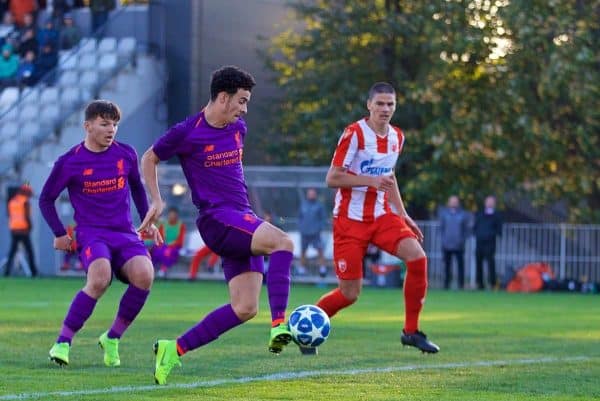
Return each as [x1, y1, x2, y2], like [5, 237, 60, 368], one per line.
[57, 291, 97, 344]
[107, 285, 150, 339]
[177, 304, 242, 354]
[267, 250, 292, 324]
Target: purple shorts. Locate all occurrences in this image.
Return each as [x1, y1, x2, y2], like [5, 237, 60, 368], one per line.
[197, 209, 265, 282]
[76, 227, 150, 283]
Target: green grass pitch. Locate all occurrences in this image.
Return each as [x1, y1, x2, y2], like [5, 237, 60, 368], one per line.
[0, 278, 599, 400]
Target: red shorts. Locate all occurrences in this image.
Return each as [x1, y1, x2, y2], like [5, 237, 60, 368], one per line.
[333, 213, 417, 280]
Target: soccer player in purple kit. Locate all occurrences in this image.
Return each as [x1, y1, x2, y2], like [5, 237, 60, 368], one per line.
[139, 65, 295, 385]
[39, 100, 161, 367]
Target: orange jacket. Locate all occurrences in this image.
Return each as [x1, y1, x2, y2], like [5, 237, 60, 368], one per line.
[8, 194, 31, 232]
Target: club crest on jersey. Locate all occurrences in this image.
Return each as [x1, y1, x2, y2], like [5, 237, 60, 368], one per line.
[392, 143, 398, 152]
[234, 131, 241, 147]
[82, 168, 93, 176]
[360, 159, 393, 175]
[337, 259, 347, 273]
[116, 159, 125, 175]
[203, 144, 215, 152]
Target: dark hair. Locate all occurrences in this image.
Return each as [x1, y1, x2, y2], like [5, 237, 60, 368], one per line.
[368, 82, 395, 100]
[168, 206, 179, 214]
[84, 100, 121, 122]
[210, 65, 256, 101]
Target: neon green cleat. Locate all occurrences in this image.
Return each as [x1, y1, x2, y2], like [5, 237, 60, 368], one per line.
[153, 340, 181, 385]
[49, 342, 70, 366]
[268, 323, 293, 354]
[98, 331, 121, 367]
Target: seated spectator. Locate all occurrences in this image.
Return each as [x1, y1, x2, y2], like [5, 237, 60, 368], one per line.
[47, 0, 73, 27]
[0, 11, 19, 48]
[151, 206, 186, 278]
[0, 43, 19, 87]
[10, 0, 37, 28]
[16, 50, 36, 86]
[59, 13, 81, 50]
[36, 19, 59, 49]
[33, 43, 58, 84]
[17, 28, 38, 57]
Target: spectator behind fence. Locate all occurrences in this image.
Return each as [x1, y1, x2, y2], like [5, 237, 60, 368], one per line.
[36, 18, 59, 48]
[34, 42, 57, 84]
[3, 184, 38, 277]
[59, 13, 81, 50]
[0, 43, 19, 87]
[17, 28, 38, 57]
[152, 206, 186, 278]
[297, 188, 328, 277]
[90, 0, 116, 35]
[11, 0, 37, 28]
[16, 49, 36, 86]
[438, 195, 471, 289]
[473, 195, 503, 290]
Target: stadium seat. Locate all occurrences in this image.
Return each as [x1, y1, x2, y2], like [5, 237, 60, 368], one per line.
[20, 121, 41, 143]
[61, 87, 81, 107]
[20, 87, 40, 106]
[40, 104, 61, 126]
[19, 104, 39, 123]
[98, 37, 117, 54]
[117, 37, 137, 60]
[0, 140, 18, 160]
[39, 87, 60, 105]
[59, 51, 78, 70]
[0, 121, 19, 139]
[78, 53, 97, 71]
[98, 53, 118, 76]
[78, 37, 97, 54]
[0, 87, 20, 113]
[58, 70, 79, 87]
[1, 104, 19, 121]
[79, 70, 99, 92]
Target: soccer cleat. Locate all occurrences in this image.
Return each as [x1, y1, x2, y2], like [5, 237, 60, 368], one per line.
[98, 331, 121, 367]
[298, 345, 318, 356]
[268, 323, 293, 354]
[401, 330, 440, 354]
[49, 342, 70, 366]
[153, 340, 181, 385]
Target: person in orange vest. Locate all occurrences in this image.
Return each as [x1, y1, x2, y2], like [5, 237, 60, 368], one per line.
[3, 184, 38, 277]
[151, 206, 186, 278]
[188, 245, 219, 280]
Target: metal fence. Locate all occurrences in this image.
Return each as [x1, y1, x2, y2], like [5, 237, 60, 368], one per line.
[415, 221, 600, 288]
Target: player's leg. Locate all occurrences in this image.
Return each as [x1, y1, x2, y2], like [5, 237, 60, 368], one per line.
[373, 214, 439, 354]
[3, 233, 19, 276]
[475, 244, 484, 289]
[49, 249, 112, 366]
[99, 250, 153, 367]
[21, 233, 38, 277]
[456, 250, 465, 289]
[443, 249, 452, 289]
[487, 244, 497, 288]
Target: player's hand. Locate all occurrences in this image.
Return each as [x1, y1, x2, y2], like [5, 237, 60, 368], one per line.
[138, 201, 164, 232]
[371, 175, 395, 191]
[54, 235, 73, 252]
[403, 215, 424, 242]
[140, 223, 163, 246]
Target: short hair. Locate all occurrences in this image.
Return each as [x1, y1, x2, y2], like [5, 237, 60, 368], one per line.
[84, 100, 121, 122]
[210, 65, 256, 101]
[368, 82, 396, 100]
[168, 206, 179, 214]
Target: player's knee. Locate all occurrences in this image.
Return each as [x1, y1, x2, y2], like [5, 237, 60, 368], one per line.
[340, 286, 361, 303]
[276, 234, 294, 252]
[232, 302, 259, 322]
[84, 277, 110, 297]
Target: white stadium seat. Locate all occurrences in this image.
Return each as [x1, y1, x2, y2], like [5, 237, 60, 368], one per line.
[40, 87, 60, 105]
[98, 53, 118, 75]
[20, 121, 41, 142]
[79, 70, 99, 91]
[78, 37, 97, 54]
[0, 87, 20, 112]
[59, 51, 78, 70]
[1, 104, 19, 121]
[61, 87, 81, 107]
[98, 37, 117, 53]
[20, 87, 40, 106]
[0, 121, 19, 139]
[19, 104, 38, 122]
[78, 53, 97, 71]
[40, 104, 61, 125]
[117, 37, 137, 59]
[58, 70, 79, 87]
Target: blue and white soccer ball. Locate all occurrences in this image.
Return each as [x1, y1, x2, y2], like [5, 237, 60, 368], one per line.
[289, 304, 331, 348]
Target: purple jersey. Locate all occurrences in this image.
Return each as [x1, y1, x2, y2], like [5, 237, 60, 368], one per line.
[39, 141, 149, 237]
[152, 111, 251, 214]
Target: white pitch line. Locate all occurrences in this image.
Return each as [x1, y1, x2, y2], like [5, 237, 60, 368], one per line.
[0, 356, 591, 400]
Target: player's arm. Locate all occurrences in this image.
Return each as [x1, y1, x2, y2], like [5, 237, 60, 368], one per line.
[388, 174, 424, 242]
[326, 166, 394, 191]
[39, 158, 72, 251]
[129, 148, 162, 244]
[139, 147, 164, 232]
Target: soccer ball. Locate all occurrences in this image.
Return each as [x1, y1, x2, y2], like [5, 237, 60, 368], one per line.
[288, 304, 331, 348]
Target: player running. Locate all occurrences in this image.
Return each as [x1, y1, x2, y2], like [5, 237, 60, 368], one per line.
[39, 100, 161, 367]
[139, 65, 295, 385]
[312, 82, 439, 355]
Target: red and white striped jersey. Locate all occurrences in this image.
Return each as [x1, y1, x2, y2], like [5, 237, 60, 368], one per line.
[331, 118, 405, 222]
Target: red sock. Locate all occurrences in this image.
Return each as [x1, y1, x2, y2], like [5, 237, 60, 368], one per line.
[403, 257, 428, 333]
[316, 288, 355, 318]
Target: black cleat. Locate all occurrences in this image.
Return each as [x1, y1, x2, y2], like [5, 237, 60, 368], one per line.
[401, 330, 440, 354]
[298, 345, 318, 355]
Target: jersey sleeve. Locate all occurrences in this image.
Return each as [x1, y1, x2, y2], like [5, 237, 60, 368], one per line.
[39, 155, 71, 237]
[124, 144, 149, 222]
[331, 127, 359, 168]
[152, 115, 197, 161]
